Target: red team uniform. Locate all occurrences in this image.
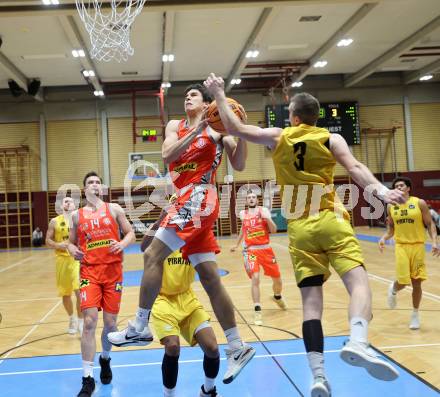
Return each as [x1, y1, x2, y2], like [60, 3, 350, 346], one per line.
[77, 203, 123, 314]
[162, 120, 223, 258]
[241, 207, 280, 278]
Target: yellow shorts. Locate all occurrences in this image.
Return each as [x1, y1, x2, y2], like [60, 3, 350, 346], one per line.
[287, 209, 364, 285]
[152, 289, 210, 346]
[55, 255, 80, 296]
[395, 243, 427, 285]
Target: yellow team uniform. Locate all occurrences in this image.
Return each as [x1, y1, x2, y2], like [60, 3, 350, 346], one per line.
[53, 214, 80, 296]
[152, 251, 210, 346]
[272, 124, 364, 284]
[389, 196, 427, 285]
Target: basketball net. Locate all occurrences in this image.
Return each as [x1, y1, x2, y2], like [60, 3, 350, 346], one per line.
[75, 0, 147, 62]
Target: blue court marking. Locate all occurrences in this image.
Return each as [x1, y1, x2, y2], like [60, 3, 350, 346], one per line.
[123, 269, 229, 287]
[0, 337, 437, 397]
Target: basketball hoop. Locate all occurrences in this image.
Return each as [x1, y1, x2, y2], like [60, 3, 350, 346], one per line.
[75, 0, 147, 62]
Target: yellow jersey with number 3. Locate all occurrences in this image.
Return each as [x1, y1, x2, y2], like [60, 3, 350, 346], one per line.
[272, 124, 346, 219]
[390, 196, 425, 244]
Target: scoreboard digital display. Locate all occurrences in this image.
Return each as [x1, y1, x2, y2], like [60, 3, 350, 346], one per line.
[265, 102, 360, 145]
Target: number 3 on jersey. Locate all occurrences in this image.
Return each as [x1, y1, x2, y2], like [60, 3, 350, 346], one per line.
[293, 142, 307, 171]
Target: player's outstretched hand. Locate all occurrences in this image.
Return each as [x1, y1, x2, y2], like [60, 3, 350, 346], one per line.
[68, 244, 84, 261]
[203, 73, 225, 97]
[109, 240, 124, 254]
[432, 244, 440, 258]
[378, 238, 386, 253]
[384, 188, 406, 205]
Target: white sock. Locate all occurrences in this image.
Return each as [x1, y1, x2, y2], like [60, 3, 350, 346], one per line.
[82, 360, 94, 378]
[100, 350, 110, 360]
[135, 307, 150, 332]
[350, 316, 368, 344]
[307, 352, 325, 379]
[164, 386, 176, 397]
[224, 327, 243, 351]
[204, 377, 216, 393]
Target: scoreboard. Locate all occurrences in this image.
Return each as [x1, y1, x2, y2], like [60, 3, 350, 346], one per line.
[265, 101, 360, 145]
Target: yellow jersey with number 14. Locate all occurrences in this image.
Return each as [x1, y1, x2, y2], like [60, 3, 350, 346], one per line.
[272, 124, 347, 220]
[390, 196, 425, 244]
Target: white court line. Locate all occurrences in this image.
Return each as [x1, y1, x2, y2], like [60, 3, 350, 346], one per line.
[0, 297, 58, 303]
[271, 242, 440, 303]
[368, 273, 440, 302]
[0, 300, 62, 365]
[0, 256, 33, 273]
[2, 342, 440, 377]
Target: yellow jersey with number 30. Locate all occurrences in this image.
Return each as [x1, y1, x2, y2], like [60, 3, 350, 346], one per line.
[54, 214, 70, 257]
[389, 196, 425, 244]
[272, 124, 347, 219]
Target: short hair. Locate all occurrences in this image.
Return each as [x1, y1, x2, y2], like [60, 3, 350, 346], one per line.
[392, 176, 412, 189]
[184, 83, 212, 103]
[83, 171, 102, 187]
[288, 92, 320, 125]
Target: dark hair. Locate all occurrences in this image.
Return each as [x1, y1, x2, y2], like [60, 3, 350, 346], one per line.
[289, 92, 320, 125]
[83, 171, 102, 187]
[392, 176, 412, 189]
[184, 83, 212, 103]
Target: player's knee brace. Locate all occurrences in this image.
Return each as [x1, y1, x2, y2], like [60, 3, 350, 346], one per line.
[203, 354, 220, 379]
[162, 353, 179, 388]
[302, 319, 324, 353]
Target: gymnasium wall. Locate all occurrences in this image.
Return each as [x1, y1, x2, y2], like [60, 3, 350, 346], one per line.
[1, 83, 440, 191]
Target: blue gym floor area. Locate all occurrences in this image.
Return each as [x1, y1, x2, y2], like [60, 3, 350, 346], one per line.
[0, 336, 438, 396]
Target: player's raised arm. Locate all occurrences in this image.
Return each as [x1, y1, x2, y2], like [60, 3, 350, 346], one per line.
[162, 119, 207, 164]
[223, 136, 247, 171]
[204, 73, 282, 149]
[330, 133, 405, 205]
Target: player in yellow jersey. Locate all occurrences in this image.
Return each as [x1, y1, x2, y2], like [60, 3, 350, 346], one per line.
[46, 196, 83, 335]
[204, 73, 405, 397]
[141, 220, 222, 397]
[379, 177, 439, 329]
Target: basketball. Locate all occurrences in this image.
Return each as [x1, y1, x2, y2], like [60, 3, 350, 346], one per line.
[206, 98, 247, 134]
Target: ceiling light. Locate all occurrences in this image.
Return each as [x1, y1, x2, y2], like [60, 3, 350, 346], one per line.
[419, 74, 433, 81]
[231, 78, 242, 85]
[51, 0, 59, 4]
[313, 60, 328, 68]
[161, 82, 171, 88]
[42, 0, 51, 4]
[337, 38, 353, 47]
[82, 70, 95, 78]
[246, 50, 259, 58]
[94, 90, 104, 97]
[72, 50, 79, 58]
[291, 81, 303, 88]
[42, 0, 59, 4]
[162, 54, 175, 62]
[78, 49, 85, 57]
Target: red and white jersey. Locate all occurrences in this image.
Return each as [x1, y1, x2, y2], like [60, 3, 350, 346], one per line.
[169, 120, 223, 190]
[166, 120, 223, 230]
[77, 203, 122, 265]
[241, 207, 271, 248]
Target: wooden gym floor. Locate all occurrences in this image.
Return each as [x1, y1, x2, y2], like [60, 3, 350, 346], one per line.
[0, 226, 439, 392]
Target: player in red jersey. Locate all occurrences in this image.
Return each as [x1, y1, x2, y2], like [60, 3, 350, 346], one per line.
[231, 190, 286, 326]
[68, 171, 136, 397]
[109, 84, 255, 384]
